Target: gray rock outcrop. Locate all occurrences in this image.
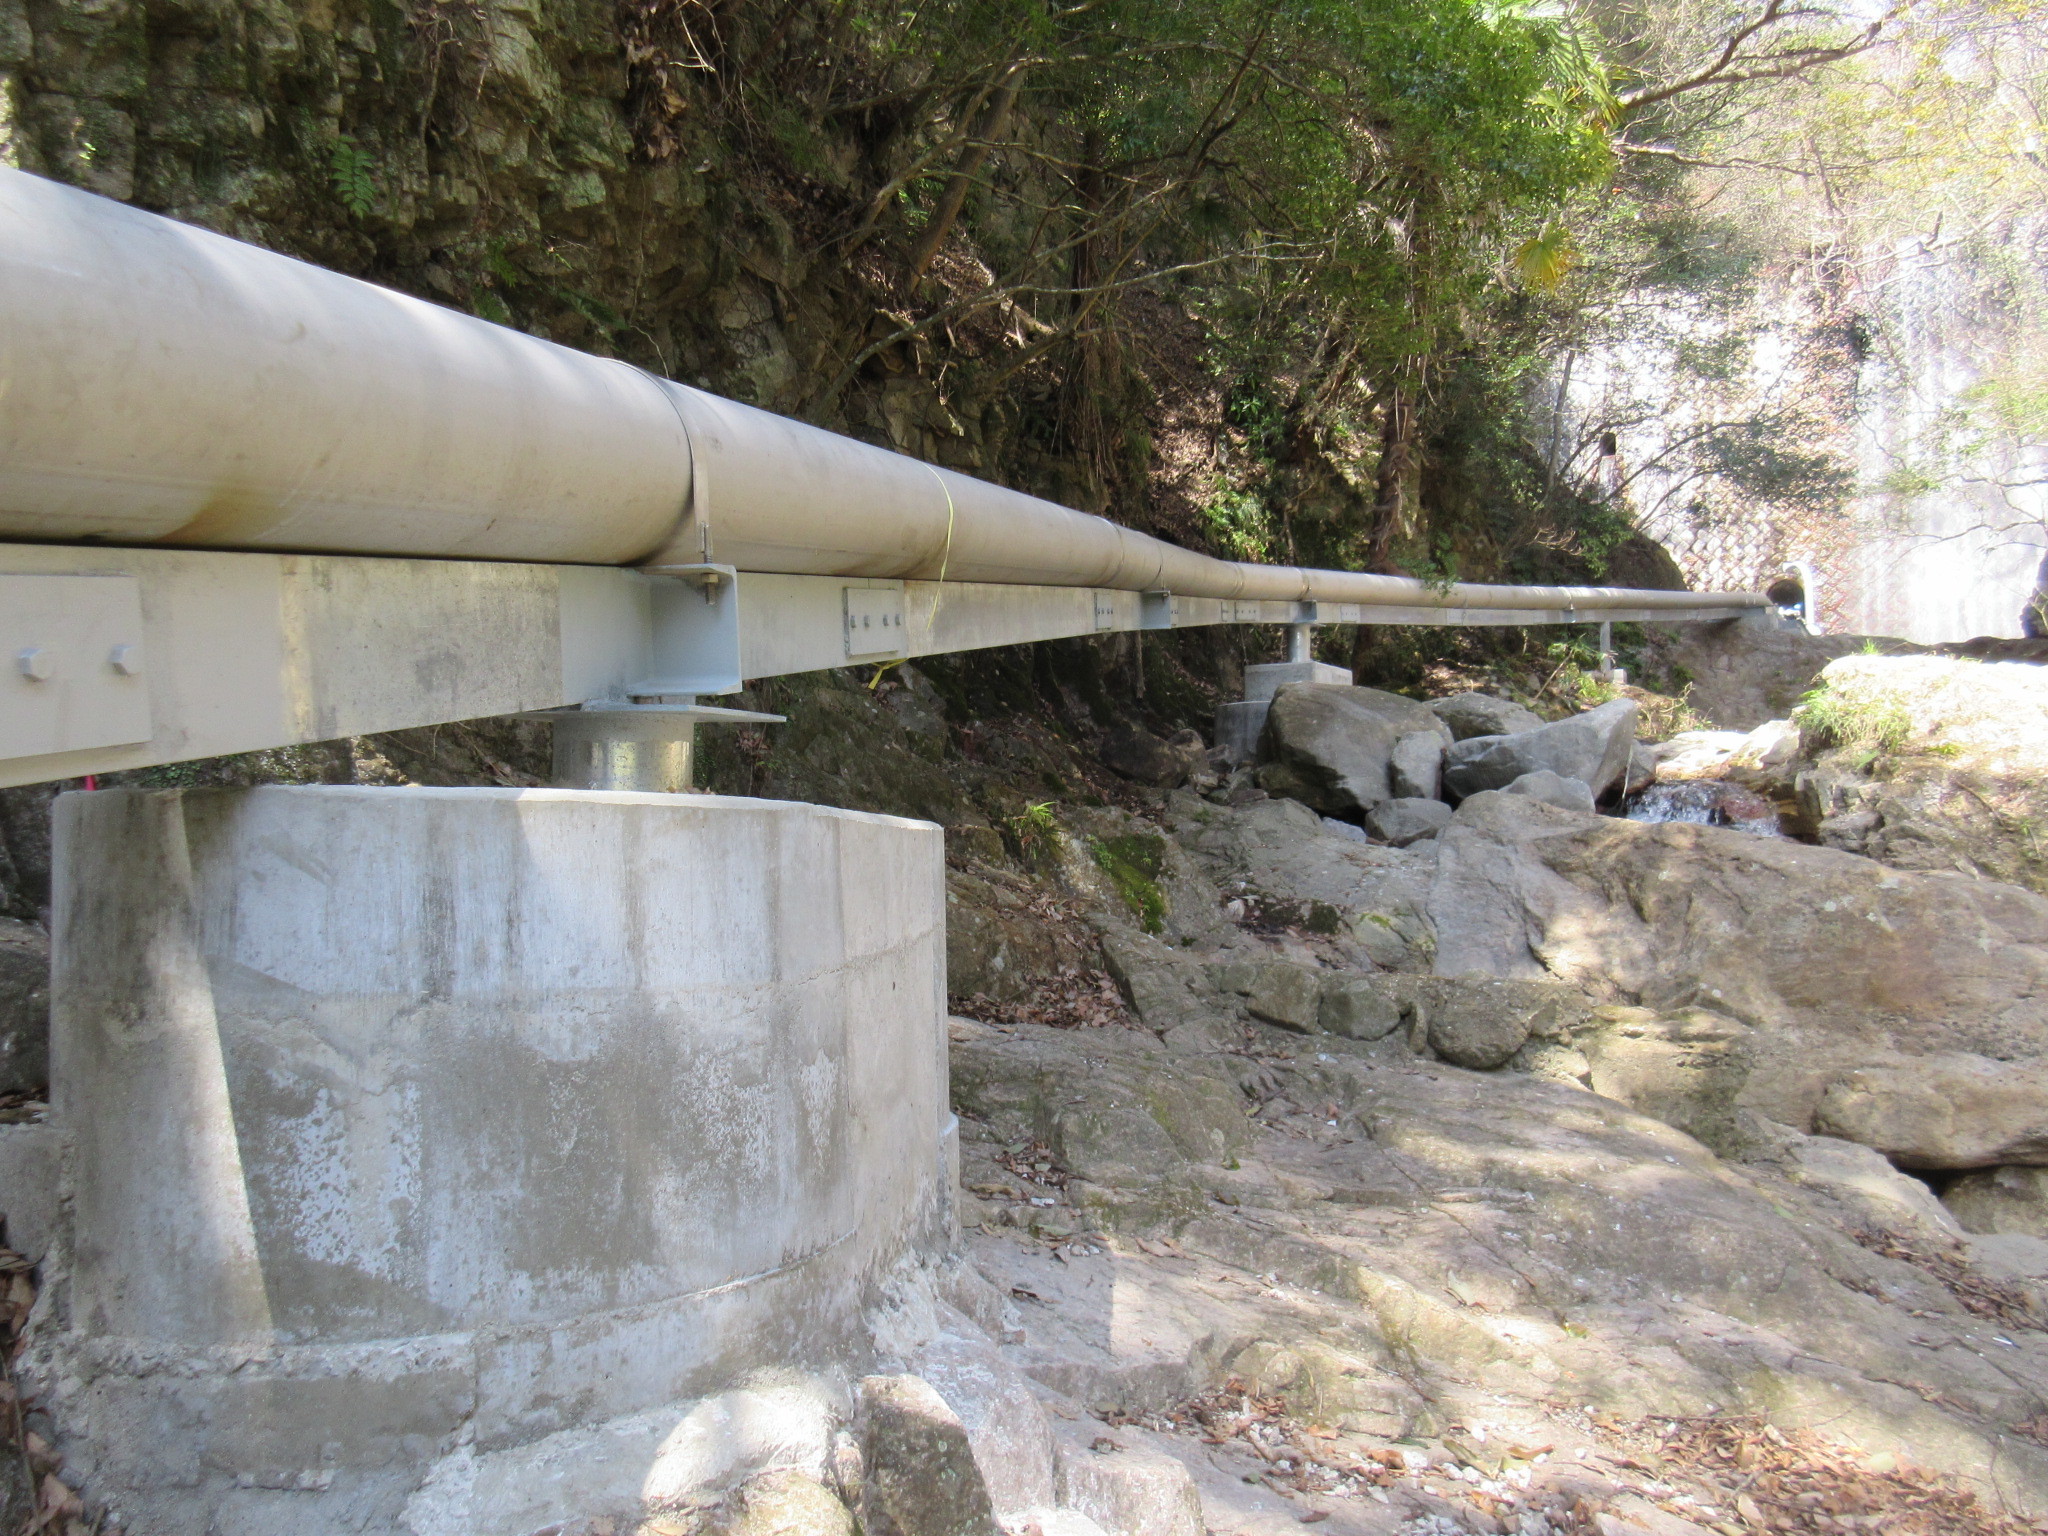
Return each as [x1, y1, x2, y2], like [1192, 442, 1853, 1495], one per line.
[1428, 790, 2048, 1129]
[1814, 1055, 2048, 1169]
[0, 918, 47, 1097]
[1776, 1134, 1965, 1244]
[1236, 960, 1323, 1032]
[948, 1015, 2048, 1519]
[1388, 730, 1444, 800]
[1944, 1165, 2048, 1237]
[1429, 691, 1545, 741]
[856, 1375, 1003, 1536]
[1786, 656, 2048, 898]
[1365, 797, 1452, 846]
[1441, 698, 1639, 801]
[1575, 1006, 1754, 1154]
[1257, 686, 1449, 817]
[1501, 769, 1595, 813]
[1165, 795, 1439, 972]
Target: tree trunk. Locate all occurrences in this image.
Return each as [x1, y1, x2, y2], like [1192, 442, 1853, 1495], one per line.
[906, 64, 1026, 281]
[1366, 383, 1415, 571]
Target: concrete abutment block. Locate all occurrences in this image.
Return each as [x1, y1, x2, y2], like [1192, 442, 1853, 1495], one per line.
[30, 785, 953, 1534]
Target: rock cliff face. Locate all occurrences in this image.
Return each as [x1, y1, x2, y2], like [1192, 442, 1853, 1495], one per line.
[0, 0, 1115, 510]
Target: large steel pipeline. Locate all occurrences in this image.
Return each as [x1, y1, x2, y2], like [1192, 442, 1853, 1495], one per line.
[0, 169, 1762, 615]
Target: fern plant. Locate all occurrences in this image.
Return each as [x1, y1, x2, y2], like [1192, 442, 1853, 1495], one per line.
[330, 135, 378, 220]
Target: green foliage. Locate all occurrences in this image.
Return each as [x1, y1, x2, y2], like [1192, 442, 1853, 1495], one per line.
[473, 290, 513, 326]
[553, 284, 624, 336]
[1008, 800, 1060, 862]
[1091, 833, 1167, 934]
[706, 0, 1620, 567]
[1515, 222, 1581, 293]
[1199, 481, 1278, 563]
[1223, 381, 1286, 459]
[1796, 682, 1913, 756]
[329, 134, 378, 220]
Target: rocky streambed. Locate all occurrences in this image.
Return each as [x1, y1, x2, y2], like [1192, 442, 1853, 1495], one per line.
[5, 650, 2048, 1536]
[897, 659, 2048, 1536]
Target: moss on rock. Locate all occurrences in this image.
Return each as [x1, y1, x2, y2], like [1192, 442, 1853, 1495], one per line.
[1092, 832, 1167, 933]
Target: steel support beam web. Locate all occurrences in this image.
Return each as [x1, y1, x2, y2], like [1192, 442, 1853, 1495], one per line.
[0, 547, 1764, 788]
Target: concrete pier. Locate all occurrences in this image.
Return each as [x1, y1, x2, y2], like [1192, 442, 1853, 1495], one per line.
[1214, 659, 1354, 765]
[33, 786, 952, 1534]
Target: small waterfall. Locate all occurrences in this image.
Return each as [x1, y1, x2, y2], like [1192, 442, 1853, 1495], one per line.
[1626, 781, 1783, 836]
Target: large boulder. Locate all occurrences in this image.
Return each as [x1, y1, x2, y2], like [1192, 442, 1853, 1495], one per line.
[1647, 730, 1752, 781]
[1648, 619, 1919, 729]
[1428, 791, 2048, 1129]
[1944, 1165, 2048, 1237]
[1364, 797, 1451, 847]
[1318, 977, 1405, 1040]
[1501, 769, 1595, 813]
[855, 1375, 1002, 1536]
[1441, 699, 1639, 801]
[1426, 995, 1536, 1070]
[1099, 724, 1202, 787]
[1388, 730, 1443, 800]
[1407, 976, 1591, 1071]
[1814, 1055, 2048, 1169]
[1257, 686, 1449, 817]
[1429, 692, 1544, 741]
[1790, 656, 2048, 897]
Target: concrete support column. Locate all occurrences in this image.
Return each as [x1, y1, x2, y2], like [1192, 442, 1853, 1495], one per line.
[1214, 657, 1355, 766]
[35, 786, 951, 1535]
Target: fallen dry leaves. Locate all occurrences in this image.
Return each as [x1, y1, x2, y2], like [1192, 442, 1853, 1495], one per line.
[952, 967, 1135, 1029]
[1118, 1376, 2047, 1536]
[994, 1139, 1071, 1192]
[0, 1246, 100, 1536]
[1853, 1227, 2043, 1332]
[1140, 1381, 1405, 1503]
[1647, 1415, 2042, 1536]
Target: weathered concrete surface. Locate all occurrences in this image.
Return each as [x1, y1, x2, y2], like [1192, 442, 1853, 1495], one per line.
[1241, 661, 1353, 704]
[32, 786, 953, 1536]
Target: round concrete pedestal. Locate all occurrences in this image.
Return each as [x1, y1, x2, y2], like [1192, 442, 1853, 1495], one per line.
[36, 786, 951, 1535]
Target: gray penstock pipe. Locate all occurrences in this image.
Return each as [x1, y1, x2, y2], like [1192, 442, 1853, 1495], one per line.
[0, 168, 1762, 616]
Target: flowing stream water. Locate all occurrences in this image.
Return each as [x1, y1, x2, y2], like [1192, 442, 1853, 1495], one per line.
[1625, 781, 1784, 836]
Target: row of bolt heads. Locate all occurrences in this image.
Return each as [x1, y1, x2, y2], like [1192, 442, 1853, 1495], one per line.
[16, 643, 143, 680]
